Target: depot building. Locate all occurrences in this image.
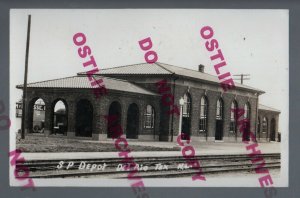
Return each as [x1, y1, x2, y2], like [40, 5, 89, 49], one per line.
[17, 62, 280, 142]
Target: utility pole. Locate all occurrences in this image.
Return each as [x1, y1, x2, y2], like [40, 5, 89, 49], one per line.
[21, 15, 31, 139]
[233, 74, 250, 84]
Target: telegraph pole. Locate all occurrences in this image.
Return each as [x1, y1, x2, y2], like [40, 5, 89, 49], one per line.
[233, 74, 250, 84]
[21, 15, 31, 139]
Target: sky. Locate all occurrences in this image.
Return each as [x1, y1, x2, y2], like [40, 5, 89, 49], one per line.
[10, 9, 288, 134]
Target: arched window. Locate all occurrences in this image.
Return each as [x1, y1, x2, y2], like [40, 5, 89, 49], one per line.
[216, 98, 223, 120]
[53, 100, 68, 135]
[182, 93, 191, 118]
[244, 103, 250, 119]
[230, 100, 238, 133]
[144, 105, 155, 129]
[199, 96, 208, 132]
[262, 117, 268, 133]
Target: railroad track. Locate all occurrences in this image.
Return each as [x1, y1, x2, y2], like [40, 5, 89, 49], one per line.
[16, 153, 280, 179]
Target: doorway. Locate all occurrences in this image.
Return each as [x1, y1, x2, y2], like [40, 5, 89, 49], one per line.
[126, 103, 139, 139]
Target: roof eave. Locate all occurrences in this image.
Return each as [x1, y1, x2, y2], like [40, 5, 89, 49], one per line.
[173, 74, 264, 94]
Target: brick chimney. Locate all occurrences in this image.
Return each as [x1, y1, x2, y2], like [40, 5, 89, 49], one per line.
[198, 64, 204, 73]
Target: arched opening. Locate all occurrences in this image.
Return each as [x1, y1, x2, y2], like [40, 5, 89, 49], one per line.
[242, 102, 251, 141]
[52, 99, 68, 135]
[270, 118, 276, 141]
[75, 99, 93, 137]
[126, 103, 139, 139]
[230, 100, 238, 137]
[215, 98, 224, 140]
[107, 101, 122, 138]
[29, 98, 46, 133]
[262, 117, 268, 140]
[181, 93, 192, 140]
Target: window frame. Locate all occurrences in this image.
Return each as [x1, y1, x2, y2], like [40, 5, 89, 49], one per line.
[229, 100, 238, 133]
[199, 96, 208, 133]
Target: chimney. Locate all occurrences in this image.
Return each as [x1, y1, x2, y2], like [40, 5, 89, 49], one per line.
[198, 64, 204, 73]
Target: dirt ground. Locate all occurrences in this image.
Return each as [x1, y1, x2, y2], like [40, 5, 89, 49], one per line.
[16, 134, 179, 152]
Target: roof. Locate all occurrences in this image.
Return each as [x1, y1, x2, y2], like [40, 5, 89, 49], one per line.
[78, 62, 264, 93]
[16, 76, 158, 96]
[258, 104, 281, 113]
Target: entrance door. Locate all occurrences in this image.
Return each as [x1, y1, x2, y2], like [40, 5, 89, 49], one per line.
[215, 98, 224, 141]
[181, 117, 191, 140]
[242, 121, 250, 141]
[126, 103, 139, 139]
[107, 101, 122, 138]
[270, 119, 276, 141]
[75, 99, 93, 137]
[181, 93, 192, 140]
[242, 103, 251, 141]
[215, 120, 223, 140]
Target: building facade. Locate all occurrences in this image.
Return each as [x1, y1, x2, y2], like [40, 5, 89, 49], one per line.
[17, 62, 280, 142]
[257, 104, 281, 142]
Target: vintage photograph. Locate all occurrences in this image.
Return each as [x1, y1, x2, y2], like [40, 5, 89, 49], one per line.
[9, 9, 288, 188]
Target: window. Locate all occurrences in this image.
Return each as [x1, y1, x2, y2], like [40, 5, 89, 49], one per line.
[216, 98, 223, 120]
[182, 93, 191, 118]
[16, 109, 22, 117]
[199, 96, 208, 132]
[144, 105, 155, 129]
[230, 101, 238, 133]
[262, 117, 268, 133]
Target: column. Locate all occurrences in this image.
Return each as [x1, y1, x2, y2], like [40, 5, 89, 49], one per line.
[67, 101, 76, 138]
[43, 101, 52, 136]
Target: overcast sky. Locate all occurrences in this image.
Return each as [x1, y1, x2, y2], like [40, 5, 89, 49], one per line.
[10, 9, 288, 134]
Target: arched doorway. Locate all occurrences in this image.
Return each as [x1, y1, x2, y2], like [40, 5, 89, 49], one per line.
[230, 100, 238, 139]
[270, 118, 276, 141]
[126, 103, 139, 139]
[29, 98, 46, 133]
[181, 93, 192, 140]
[215, 98, 224, 140]
[107, 101, 122, 138]
[262, 117, 268, 140]
[52, 99, 68, 135]
[242, 102, 251, 141]
[75, 99, 93, 137]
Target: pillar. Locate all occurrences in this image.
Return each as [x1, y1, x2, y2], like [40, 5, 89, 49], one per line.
[67, 100, 76, 138]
